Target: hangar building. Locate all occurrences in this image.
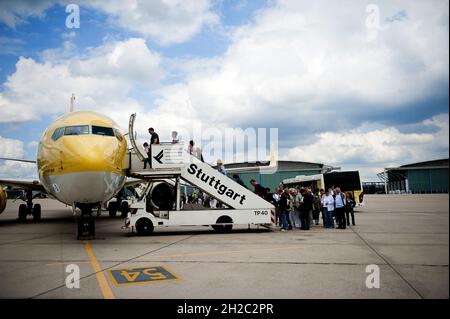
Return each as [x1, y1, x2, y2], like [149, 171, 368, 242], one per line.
[378, 158, 449, 194]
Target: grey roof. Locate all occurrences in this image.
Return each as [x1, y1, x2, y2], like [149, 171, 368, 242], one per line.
[224, 160, 324, 170]
[384, 158, 449, 171]
[400, 158, 448, 168]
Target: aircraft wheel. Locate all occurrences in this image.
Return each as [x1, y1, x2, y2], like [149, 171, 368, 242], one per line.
[32, 204, 41, 221]
[135, 218, 153, 235]
[108, 202, 118, 218]
[77, 214, 95, 240]
[18, 204, 27, 222]
[120, 201, 129, 217]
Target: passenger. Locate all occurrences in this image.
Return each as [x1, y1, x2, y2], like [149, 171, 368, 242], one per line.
[329, 187, 335, 196]
[278, 189, 289, 231]
[271, 187, 281, 226]
[333, 187, 347, 229]
[143, 142, 151, 169]
[321, 188, 335, 228]
[288, 188, 300, 229]
[188, 140, 204, 162]
[313, 190, 321, 225]
[250, 179, 268, 198]
[345, 192, 356, 226]
[209, 197, 218, 208]
[232, 174, 248, 189]
[216, 159, 227, 175]
[147, 127, 159, 169]
[295, 187, 304, 229]
[171, 131, 180, 143]
[263, 188, 271, 201]
[148, 127, 160, 144]
[300, 188, 314, 230]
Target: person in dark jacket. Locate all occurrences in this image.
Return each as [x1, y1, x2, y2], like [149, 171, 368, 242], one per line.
[250, 179, 267, 198]
[232, 174, 247, 189]
[278, 189, 289, 231]
[345, 192, 356, 226]
[301, 188, 314, 230]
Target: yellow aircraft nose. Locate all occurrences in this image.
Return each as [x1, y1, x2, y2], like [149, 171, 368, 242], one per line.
[60, 135, 124, 173]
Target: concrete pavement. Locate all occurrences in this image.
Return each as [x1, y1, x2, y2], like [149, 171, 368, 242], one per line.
[0, 194, 447, 298]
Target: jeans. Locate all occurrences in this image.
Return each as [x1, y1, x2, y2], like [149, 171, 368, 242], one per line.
[322, 207, 334, 228]
[279, 208, 289, 230]
[290, 209, 301, 228]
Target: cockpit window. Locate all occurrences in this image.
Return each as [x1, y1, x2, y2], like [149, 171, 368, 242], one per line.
[92, 125, 115, 136]
[51, 127, 64, 141]
[64, 125, 89, 136]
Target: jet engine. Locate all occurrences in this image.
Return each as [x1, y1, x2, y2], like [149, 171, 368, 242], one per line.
[146, 182, 175, 211]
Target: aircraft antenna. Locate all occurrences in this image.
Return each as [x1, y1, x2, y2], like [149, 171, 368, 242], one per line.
[70, 94, 75, 112]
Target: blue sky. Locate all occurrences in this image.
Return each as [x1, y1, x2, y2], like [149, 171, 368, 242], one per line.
[0, 0, 448, 181]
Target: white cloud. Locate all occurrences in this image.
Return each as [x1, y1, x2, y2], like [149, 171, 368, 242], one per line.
[0, 136, 24, 158]
[0, 38, 162, 123]
[0, 0, 54, 28]
[283, 114, 449, 180]
[83, 0, 219, 45]
[0, 136, 36, 179]
[0, 0, 219, 45]
[0, 161, 37, 179]
[152, 0, 448, 130]
[0, 0, 448, 180]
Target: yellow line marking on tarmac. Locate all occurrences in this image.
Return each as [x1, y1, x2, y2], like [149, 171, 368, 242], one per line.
[82, 240, 115, 299]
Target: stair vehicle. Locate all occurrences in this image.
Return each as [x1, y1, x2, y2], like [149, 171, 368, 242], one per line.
[121, 114, 276, 235]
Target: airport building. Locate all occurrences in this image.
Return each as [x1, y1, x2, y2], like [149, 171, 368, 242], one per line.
[378, 158, 449, 194]
[224, 160, 336, 191]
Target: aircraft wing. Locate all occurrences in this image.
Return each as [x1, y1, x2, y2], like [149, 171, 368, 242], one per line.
[124, 178, 146, 187]
[0, 179, 47, 193]
[0, 158, 46, 192]
[0, 157, 36, 164]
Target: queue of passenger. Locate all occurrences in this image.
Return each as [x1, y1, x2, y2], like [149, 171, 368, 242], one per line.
[251, 183, 357, 231]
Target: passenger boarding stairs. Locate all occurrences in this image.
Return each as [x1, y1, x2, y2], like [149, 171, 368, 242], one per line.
[124, 114, 275, 211]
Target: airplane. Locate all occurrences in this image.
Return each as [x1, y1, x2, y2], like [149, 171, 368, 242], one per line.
[0, 96, 134, 239]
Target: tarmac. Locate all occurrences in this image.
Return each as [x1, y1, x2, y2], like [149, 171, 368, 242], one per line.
[0, 194, 448, 299]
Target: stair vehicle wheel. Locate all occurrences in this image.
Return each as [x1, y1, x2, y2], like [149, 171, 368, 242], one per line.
[212, 216, 233, 233]
[18, 204, 28, 222]
[32, 204, 41, 221]
[120, 201, 129, 217]
[108, 202, 118, 218]
[135, 218, 154, 235]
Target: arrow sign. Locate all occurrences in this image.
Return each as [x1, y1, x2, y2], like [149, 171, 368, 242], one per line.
[153, 150, 164, 164]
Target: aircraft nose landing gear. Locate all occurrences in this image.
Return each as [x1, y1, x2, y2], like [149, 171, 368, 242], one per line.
[76, 204, 96, 240]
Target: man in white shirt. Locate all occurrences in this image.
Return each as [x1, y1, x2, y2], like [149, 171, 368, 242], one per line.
[321, 188, 335, 228]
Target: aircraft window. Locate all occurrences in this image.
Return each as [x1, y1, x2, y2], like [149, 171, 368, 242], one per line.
[92, 125, 115, 136]
[51, 127, 64, 141]
[64, 125, 89, 136]
[114, 128, 123, 142]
